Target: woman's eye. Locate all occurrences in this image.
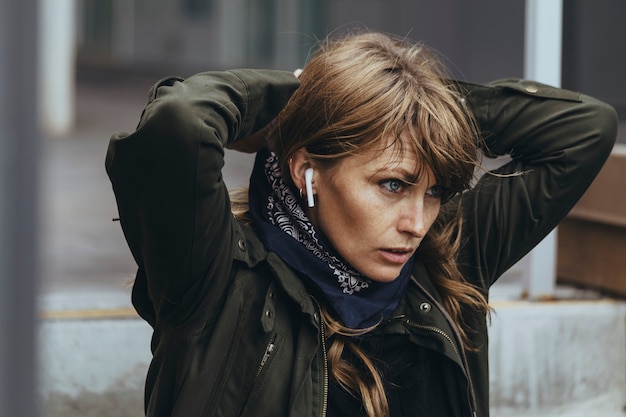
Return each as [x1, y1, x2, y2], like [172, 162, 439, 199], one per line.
[380, 179, 404, 193]
[426, 185, 445, 199]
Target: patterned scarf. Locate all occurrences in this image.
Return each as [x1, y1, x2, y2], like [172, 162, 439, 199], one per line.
[248, 147, 413, 329]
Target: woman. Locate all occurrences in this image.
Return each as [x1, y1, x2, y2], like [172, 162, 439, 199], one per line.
[106, 32, 617, 417]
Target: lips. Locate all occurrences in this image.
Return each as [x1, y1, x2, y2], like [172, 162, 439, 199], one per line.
[379, 248, 415, 264]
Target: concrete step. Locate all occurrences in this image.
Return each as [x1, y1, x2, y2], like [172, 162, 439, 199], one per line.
[489, 298, 626, 417]
[38, 290, 150, 417]
[37, 288, 626, 417]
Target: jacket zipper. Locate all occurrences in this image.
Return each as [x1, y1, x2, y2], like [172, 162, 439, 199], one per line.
[236, 335, 278, 417]
[405, 320, 476, 417]
[411, 277, 479, 417]
[255, 336, 276, 379]
[404, 319, 459, 355]
[383, 314, 459, 355]
[311, 297, 328, 417]
[319, 314, 328, 417]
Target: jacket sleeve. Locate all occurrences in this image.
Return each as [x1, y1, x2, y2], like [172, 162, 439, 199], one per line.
[456, 79, 618, 289]
[105, 69, 299, 326]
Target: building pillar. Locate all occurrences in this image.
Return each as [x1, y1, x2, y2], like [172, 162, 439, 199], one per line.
[39, 0, 76, 136]
[0, 0, 40, 416]
[522, 0, 563, 299]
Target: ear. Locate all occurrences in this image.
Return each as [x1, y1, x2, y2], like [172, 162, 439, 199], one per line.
[289, 148, 317, 198]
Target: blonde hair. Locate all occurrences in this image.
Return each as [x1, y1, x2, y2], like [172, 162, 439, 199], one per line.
[233, 31, 490, 417]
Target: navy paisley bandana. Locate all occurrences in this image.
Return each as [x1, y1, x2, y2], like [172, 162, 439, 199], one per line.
[248, 147, 413, 329]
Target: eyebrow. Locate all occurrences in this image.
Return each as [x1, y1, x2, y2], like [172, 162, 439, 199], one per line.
[376, 165, 428, 185]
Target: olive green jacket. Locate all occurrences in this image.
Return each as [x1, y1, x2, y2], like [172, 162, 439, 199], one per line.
[106, 69, 617, 417]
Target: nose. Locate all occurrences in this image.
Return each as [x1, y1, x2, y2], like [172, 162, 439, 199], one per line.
[398, 200, 428, 238]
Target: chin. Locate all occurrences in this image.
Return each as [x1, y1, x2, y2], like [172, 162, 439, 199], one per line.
[353, 260, 408, 283]
[365, 269, 403, 283]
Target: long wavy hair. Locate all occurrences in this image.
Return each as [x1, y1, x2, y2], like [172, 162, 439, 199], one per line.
[233, 31, 490, 417]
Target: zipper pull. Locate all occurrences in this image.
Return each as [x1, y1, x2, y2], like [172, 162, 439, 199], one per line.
[259, 342, 275, 368]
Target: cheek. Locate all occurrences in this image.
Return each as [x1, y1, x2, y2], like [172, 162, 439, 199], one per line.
[339, 188, 383, 224]
[318, 182, 379, 239]
[425, 204, 441, 231]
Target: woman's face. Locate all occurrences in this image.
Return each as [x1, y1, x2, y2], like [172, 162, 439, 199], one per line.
[308, 142, 442, 283]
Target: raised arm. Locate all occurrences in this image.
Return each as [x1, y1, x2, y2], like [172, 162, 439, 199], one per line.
[456, 79, 618, 288]
[106, 69, 299, 326]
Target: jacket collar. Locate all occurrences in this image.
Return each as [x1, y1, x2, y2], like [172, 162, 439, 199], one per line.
[234, 222, 318, 322]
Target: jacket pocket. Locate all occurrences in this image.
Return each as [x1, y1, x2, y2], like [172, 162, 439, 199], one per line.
[238, 333, 285, 417]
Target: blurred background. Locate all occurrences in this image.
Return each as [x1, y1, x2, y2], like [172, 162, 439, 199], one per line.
[1, 0, 626, 416]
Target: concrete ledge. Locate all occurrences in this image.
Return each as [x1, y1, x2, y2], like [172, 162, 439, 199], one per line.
[489, 299, 626, 416]
[38, 310, 151, 417]
[492, 393, 626, 417]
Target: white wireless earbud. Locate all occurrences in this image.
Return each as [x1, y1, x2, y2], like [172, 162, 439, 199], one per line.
[304, 168, 315, 208]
